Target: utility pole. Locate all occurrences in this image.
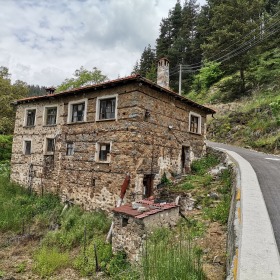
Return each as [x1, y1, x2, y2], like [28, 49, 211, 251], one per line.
[179, 64, 182, 96]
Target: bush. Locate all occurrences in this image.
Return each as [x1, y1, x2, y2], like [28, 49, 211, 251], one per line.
[192, 61, 223, 92]
[191, 154, 219, 175]
[33, 246, 69, 277]
[142, 231, 205, 280]
[0, 175, 62, 232]
[43, 206, 111, 249]
[0, 135, 13, 163]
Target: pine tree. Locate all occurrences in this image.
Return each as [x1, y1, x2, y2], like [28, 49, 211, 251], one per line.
[203, 0, 266, 95]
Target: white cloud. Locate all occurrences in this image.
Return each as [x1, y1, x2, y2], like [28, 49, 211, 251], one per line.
[0, 0, 206, 86]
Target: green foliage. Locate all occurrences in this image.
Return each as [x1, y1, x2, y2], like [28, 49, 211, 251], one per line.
[43, 207, 111, 249]
[0, 67, 28, 134]
[74, 239, 136, 279]
[33, 246, 69, 277]
[248, 48, 280, 85]
[203, 169, 232, 225]
[270, 99, 280, 125]
[15, 262, 27, 273]
[0, 135, 12, 163]
[191, 154, 220, 175]
[0, 174, 62, 232]
[143, 231, 205, 280]
[57, 66, 108, 92]
[204, 197, 231, 225]
[192, 61, 223, 91]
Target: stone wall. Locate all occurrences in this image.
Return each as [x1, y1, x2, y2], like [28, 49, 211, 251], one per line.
[11, 81, 207, 211]
[112, 207, 180, 262]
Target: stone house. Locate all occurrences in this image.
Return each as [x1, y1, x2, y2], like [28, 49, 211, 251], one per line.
[112, 198, 180, 262]
[10, 58, 215, 211]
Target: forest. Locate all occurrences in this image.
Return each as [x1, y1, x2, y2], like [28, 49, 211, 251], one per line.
[133, 0, 280, 99]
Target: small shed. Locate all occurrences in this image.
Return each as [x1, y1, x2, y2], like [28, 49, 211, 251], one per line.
[112, 199, 180, 262]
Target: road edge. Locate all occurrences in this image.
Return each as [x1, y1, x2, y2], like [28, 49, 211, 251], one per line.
[214, 147, 280, 280]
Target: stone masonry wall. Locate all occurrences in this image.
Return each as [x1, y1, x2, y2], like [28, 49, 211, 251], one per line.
[11, 81, 207, 211]
[112, 207, 180, 262]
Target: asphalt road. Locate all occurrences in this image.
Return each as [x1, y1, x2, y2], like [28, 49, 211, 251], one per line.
[207, 141, 280, 252]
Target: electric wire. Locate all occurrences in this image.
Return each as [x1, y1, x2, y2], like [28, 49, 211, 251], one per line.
[171, 18, 280, 74]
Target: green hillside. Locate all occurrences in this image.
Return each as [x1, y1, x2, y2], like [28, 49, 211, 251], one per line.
[189, 48, 280, 154]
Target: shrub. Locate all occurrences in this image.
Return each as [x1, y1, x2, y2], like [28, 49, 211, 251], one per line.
[0, 135, 13, 163]
[192, 61, 223, 92]
[0, 175, 62, 232]
[142, 232, 205, 280]
[33, 246, 69, 277]
[43, 206, 111, 249]
[191, 154, 219, 175]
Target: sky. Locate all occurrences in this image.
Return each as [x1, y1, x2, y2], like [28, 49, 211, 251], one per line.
[0, 0, 206, 87]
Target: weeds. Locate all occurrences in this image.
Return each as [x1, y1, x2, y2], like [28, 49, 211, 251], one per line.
[143, 230, 205, 280]
[191, 154, 220, 175]
[33, 246, 69, 277]
[0, 174, 62, 232]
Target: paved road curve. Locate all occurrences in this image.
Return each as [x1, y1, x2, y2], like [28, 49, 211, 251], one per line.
[207, 141, 280, 252]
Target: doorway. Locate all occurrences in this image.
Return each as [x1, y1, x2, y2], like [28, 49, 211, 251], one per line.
[181, 146, 191, 174]
[143, 174, 154, 198]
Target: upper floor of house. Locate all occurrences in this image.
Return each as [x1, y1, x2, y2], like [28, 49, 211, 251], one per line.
[13, 74, 215, 135]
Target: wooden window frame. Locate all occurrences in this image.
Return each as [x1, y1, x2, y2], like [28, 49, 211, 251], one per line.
[95, 142, 112, 163]
[24, 108, 36, 127]
[23, 140, 32, 155]
[96, 95, 118, 121]
[66, 142, 74, 156]
[44, 106, 58, 126]
[67, 99, 87, 123]
[189, 112, 202, 134]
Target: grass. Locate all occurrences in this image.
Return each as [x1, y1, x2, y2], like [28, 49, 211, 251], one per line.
[33, 246, 70, 277]
[0, 174, 62, 233]
[0, 168, 135, 278]
[0, 152, 232, 279]
[142, 229, 205, 280]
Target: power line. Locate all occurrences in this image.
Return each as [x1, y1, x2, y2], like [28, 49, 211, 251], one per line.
[173, 17, 280, 73]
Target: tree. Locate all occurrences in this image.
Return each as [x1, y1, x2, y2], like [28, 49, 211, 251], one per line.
[57, 66, 108, 92]
[203, 0, 266, 94]
[0, 67, 28, 134]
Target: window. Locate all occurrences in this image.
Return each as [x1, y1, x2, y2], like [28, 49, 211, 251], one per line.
[66, 142, 74, 156]
[24, 140, 31, 155]
[72, 103, 85, 122]
[25, 109, 36, 126]
[96, 96, 117, 121]
[96, 142, 111, 162]
[46, 138, 55, 153]
[122, 217, 129, 227]
[68, 99, 87, 123]
[189, 112, 201, 134]
[45, 107, 57, 125]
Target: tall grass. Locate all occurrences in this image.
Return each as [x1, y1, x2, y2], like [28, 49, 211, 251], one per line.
[0, 174, 62, 232]
[33, 246, 69, 277]
[142, 229, 205, 280]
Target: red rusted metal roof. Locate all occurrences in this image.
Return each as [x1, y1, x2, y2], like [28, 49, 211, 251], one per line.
[112, 199, 178, 219]
[13, 74, 215, 114]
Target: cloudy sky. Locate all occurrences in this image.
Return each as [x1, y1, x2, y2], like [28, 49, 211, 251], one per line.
[0, 0, 206, 86]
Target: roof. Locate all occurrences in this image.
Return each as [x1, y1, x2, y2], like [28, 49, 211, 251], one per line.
[112, 199, 178, 219]
[13, 74, 215, 114]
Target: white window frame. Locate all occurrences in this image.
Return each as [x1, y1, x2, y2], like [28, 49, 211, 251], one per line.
[23, 139, 32, 155]
[43, 105, 58, 126]
[189, 111, 202, 134]
[44, 137, 55, 155]
[95, 142, 112, 163]
[24, 107, 37, 127]
[66, 142, 75, 156]
[67, 98, 88, 123]
[96, 94, 118, 121]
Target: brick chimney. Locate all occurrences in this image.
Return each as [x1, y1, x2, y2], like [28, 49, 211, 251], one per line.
[157, 57, 170, 89]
